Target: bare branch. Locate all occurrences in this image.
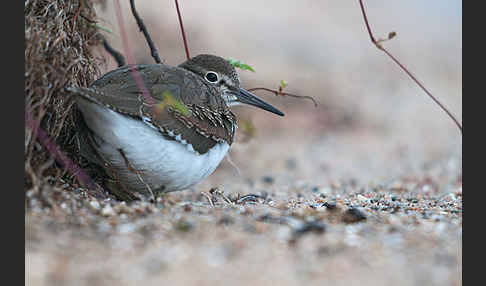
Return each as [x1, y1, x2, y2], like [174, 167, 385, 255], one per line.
[358, 0, 462, 134]
[103, 38, 126, 67]
[248, 87, 318, 107]
[129, 0, 162, 63]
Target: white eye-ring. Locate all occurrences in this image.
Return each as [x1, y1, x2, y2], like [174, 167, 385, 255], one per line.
[204, 71, 219, 83]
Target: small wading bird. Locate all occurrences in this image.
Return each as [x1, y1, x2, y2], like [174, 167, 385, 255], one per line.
[67, 54, 284, 200]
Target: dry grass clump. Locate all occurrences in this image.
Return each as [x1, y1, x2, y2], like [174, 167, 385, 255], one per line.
[25, 0, 105, 196]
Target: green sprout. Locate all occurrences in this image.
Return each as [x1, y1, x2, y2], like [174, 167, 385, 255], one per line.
[227, 58, 255, 72]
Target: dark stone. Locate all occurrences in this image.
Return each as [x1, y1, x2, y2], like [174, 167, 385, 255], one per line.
[217, 215, 234, 225]
[262, 176, 275, 184]
[342, 208, 367, 223]
[294, 221, 326, 235]
[323, 201, 337, 210]
[174, 220, 193, 232]
[290, 221, 327, 244]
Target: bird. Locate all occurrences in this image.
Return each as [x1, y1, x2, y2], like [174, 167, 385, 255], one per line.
[66, 54, 284, 200]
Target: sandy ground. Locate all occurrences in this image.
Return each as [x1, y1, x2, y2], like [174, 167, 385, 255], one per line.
[26, 1, 461, 285]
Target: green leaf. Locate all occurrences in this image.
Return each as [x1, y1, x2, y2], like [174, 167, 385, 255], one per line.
[227, 58, 256, 72]
[280, 80, 288, 89]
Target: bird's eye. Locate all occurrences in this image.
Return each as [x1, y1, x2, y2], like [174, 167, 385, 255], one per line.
[205, 71, 219, 83]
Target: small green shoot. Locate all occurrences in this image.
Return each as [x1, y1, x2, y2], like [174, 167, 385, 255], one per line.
[227, 58, 255, 72]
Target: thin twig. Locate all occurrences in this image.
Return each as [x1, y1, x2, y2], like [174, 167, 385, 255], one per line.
[235, 194, 264, 204]
[71, 0, 83, 37]
[358, 0, 462, 134]
[201, 191, 215, 207]
[210, 187, 233, 204]
[174, 0, 191, 60]
[114, 0, 154, 105]
[103, 38, 126, 67]
[129, 0, 162, 63]
[247, 87, 318, 107]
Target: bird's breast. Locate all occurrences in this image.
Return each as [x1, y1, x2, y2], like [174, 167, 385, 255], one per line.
[77, 98, 230, 193]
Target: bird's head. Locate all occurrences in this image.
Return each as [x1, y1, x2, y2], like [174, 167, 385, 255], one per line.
[179, 54, 284, 116]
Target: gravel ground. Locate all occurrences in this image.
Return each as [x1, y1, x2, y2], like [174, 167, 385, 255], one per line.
[26, 1, 461, 285]
[26, 121, 462, 286]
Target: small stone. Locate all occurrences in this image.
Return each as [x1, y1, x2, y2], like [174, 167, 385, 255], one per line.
[89, 200, 100, 211]
[174, 220, 193, 232]
[289, 221, 327, 244]
[183, 204, 192, 212]
[263, 176, 275, 184]
[323, 201, 337, 210]
[101, 204, 115, 217]
[342, 208, 367, 224]
[293, 221, 326, 235]
[217, 215, 234, 225]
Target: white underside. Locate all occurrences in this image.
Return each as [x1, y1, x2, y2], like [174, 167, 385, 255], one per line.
[76, 98, 230, 194]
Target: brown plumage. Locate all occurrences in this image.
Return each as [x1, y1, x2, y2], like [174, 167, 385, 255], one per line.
[69, 55, 239, 154]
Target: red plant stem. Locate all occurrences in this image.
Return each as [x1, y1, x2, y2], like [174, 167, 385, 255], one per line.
[25, 110, 104, 198]
[113, 0, 155, 105]
[358, 0, 462, 134]
[381, 48, 463, 134]
[174, 0, 191, 60]
[358, 0, 376, 44]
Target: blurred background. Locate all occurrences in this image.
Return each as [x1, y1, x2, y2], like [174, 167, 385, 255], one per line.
[95, 0, 461, 191]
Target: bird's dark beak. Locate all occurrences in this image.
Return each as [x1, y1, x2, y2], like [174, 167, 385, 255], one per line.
[235, 88, 284, 116]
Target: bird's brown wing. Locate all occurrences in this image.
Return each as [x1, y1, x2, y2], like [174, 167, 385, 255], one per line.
[67, 64, 236, 154]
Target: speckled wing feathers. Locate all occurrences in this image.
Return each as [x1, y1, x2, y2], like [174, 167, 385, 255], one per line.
[69, 64, 236, 154]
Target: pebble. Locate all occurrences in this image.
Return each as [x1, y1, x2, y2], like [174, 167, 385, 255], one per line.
[357, 194, 368, 202]
[323, 201, 337, 210]
[263, 176, 275, 184]
[343, 208, 367, 223]
[101, 204, 115, 217]
[89, 200, 101, 211]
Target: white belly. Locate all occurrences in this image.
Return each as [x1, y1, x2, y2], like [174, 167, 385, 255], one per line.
[76, 98, 230, 194]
